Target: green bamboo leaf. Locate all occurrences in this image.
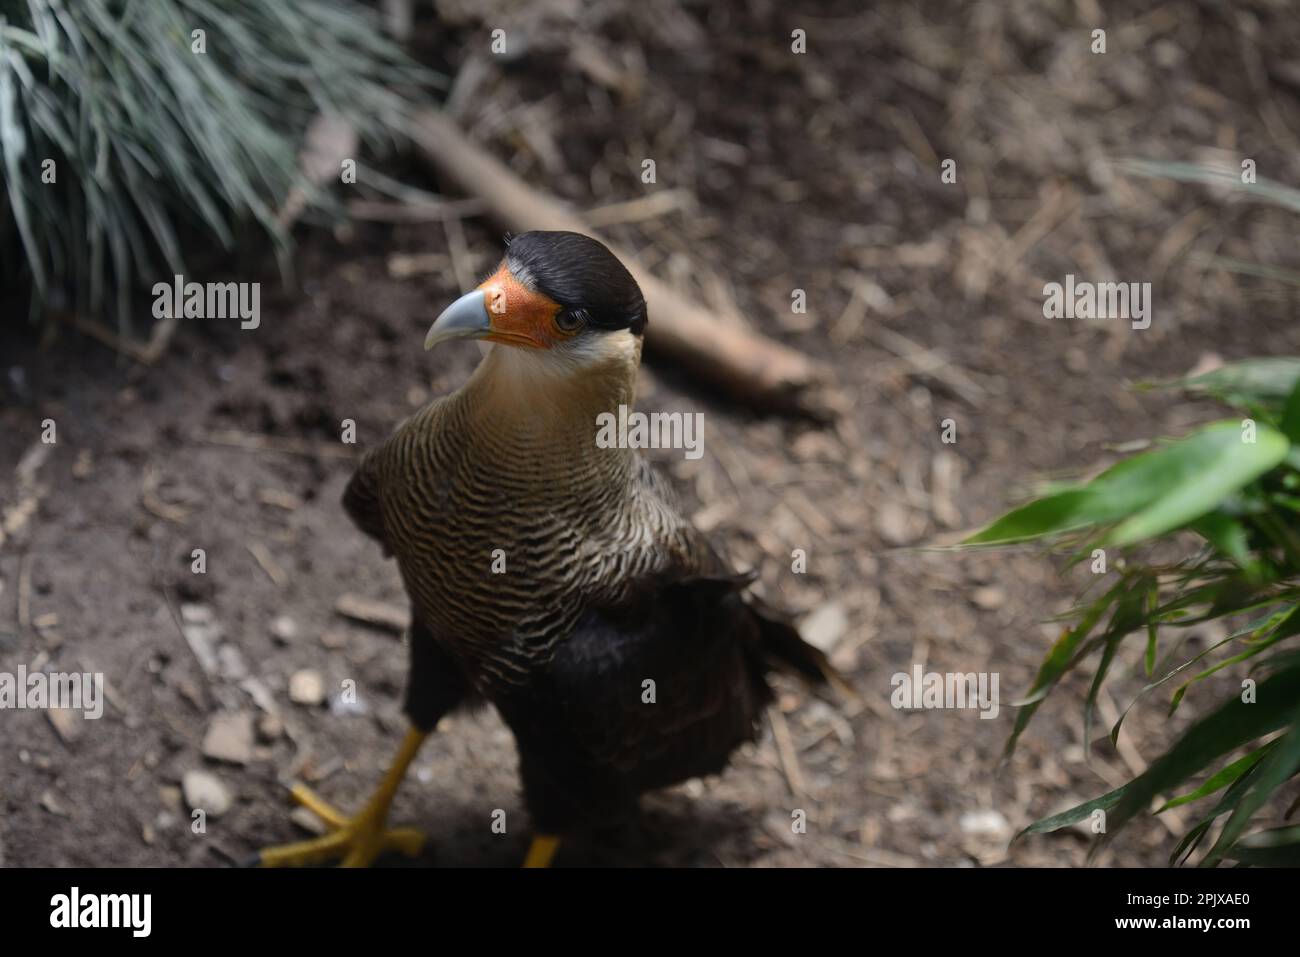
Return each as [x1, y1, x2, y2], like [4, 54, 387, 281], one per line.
[1017, 782, 1130, 838]
[1085, 633, 1123, 753]
[1171, 821, 1213, 867]
[1106, 423, 1288, 546]
[1101, 663, 1300, 844]
[1169, 750, 1273, 865]
[1282, 376, 1300, 444]
[1191, 512, 1258, 577]
[1003, 581, 1126, 756]
[1203, 716, 1300, 865]
[1168, 604, 1300, 715]
[965, 422, 1288, 547]
[1157, 746, 1272, 811]
[1180, 358, 1300, 412]
[1081, 576, 1154, 749]
[962, 488, 1109, 545]
[1112, 612, 1240, 746]
[1144, 580, 1159, 677]
[1223, 825, 1300, 865]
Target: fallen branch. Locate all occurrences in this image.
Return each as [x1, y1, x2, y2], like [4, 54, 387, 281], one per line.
[199, 429, 357, 460]
[247, 543, 288, 586]
[334, 593, 410, 634]
[410, 110, 830, 417]
[767, 705, 807, 799]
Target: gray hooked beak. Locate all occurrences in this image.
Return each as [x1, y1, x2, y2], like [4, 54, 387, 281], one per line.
[425, 288, 492, 350]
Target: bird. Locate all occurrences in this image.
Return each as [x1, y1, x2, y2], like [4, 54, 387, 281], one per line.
[259, 230, 835, 867]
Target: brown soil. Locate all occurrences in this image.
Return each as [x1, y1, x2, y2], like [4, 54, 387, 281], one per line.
[4, 0, 1300, 867]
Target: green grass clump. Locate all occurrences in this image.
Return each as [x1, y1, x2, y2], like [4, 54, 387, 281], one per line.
[0, 0, 439, 328]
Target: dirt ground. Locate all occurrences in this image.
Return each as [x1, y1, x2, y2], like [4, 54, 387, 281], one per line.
[5, 0, 1300, 867]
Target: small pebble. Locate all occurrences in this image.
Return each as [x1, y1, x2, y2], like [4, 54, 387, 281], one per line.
[289, 670, 325, 706]
[182, 770, 232, 818]
[800, 602, 848, 652]
[201, 711, 254, 765]
[875, 502, 915, 546]
[959, 809, 1010, 836]
[270, 615, 299, 644]
[289, 806, 329, 836]
[40, 789, 69, 817]
[256, 713, 284, 742]
[971, 586, 1006, 610]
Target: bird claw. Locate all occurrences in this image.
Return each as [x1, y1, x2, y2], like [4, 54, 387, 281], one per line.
[258, 784, 427, 868]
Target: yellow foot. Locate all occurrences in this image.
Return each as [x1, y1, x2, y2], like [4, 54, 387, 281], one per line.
[522, 833, 561, 868]
[259, 783, 427, 868]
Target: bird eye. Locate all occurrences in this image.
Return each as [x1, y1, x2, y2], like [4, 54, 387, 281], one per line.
[555, 310, 585, 333]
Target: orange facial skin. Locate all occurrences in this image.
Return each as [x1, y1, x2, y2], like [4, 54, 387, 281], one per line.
[478, 264, 574, 349]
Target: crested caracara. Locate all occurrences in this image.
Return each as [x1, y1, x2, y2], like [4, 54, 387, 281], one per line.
[260, 231, 834, 868]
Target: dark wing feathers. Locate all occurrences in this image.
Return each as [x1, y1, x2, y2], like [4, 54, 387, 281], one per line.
[556, 575, 765, 776]
[744, 591, 837, 686]
[506, 573, 767, 827]
[528, 568, 832, 817]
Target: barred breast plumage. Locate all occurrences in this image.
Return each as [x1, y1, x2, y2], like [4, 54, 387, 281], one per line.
[348, 342, 709, 691]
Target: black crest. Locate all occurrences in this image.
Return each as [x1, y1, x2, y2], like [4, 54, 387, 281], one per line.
[505, 231, 648, 336]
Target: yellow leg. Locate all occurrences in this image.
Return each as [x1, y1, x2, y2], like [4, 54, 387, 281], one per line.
[260, 727, 429, 868]
[522, 833, 561, 868]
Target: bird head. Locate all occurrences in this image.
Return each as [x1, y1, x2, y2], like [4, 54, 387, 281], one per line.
[425, 231, 647, 373]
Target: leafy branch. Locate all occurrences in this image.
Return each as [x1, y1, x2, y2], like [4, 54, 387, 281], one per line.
[965, 358, 1300, 865]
